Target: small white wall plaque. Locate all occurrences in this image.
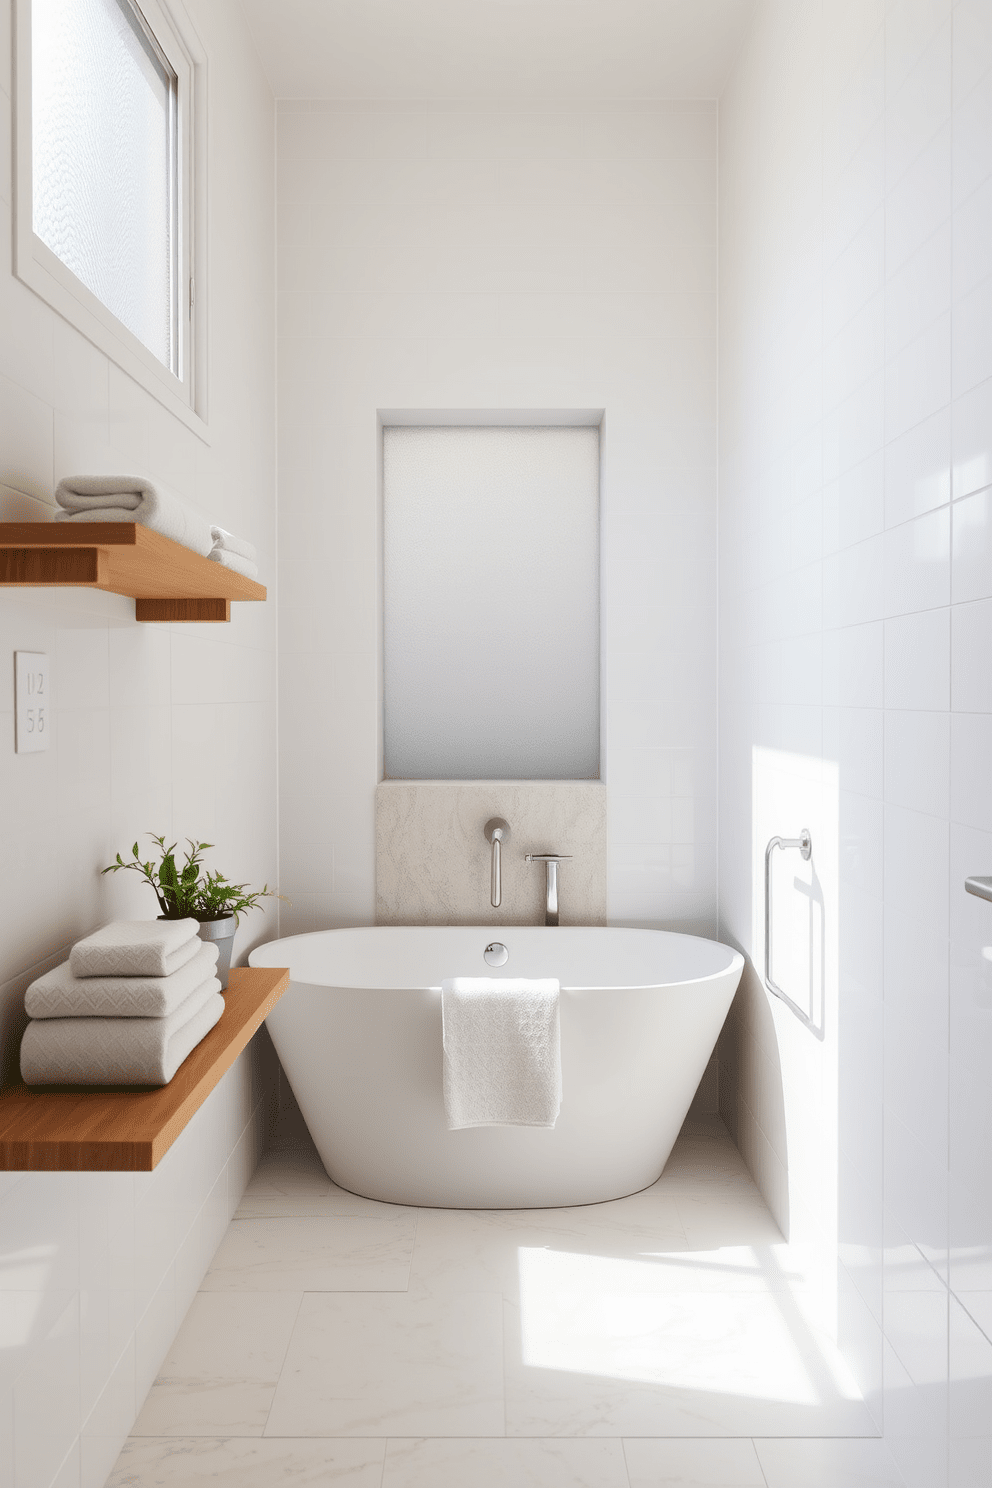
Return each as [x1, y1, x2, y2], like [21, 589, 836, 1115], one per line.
[15, 652, 50, 752]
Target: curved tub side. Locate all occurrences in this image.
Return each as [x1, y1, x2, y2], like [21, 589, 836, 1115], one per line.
[264, 969, 740, 1209]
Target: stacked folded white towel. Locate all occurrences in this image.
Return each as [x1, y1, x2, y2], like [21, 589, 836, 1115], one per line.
[54, 476, 214, 557]
[208, 525, 259, 579]
[20, 920, 224, 1088]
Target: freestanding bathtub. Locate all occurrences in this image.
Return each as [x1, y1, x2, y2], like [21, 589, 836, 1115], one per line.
[249, 926, 744, 1208]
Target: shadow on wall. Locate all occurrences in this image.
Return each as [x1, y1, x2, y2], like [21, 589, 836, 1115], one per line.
[719, 955, 791, 1240]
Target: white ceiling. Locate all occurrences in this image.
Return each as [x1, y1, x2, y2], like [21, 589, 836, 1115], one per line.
[238, 0, 756, 102]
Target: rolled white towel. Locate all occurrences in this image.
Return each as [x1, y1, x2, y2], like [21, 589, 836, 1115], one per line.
[26, 942, 219, 1019]
[20, 983, 225, 1087]
[209, 526, 257, 563]
[70, 919, 202, 979]
[207, 548, 259, 580]
[441, 977, 562, 1130]
[54, 476, 214, 557]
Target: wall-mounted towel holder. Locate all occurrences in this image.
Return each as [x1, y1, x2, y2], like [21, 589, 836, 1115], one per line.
[965, 876, 992, 903]
[764, 829, 824, 1039]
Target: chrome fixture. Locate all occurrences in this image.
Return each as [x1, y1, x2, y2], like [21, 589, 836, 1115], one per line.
[764, 829, 823, 1039]
[525, 853, 573, 927]
[965, 876, 992, 903]
[484, 941, 509, 967]
[484, 818, 510, 908]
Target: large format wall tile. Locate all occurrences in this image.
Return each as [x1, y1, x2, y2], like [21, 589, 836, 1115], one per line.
[720, 0, 992, 1477]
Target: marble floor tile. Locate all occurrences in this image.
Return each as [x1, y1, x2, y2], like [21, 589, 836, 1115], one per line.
[237, 1148, 414, 1221]
[106, 1436, 385, 1486]
[407, 1209, 541, 1302]
[503, 1287, 878, 1438]
[754, 1437, 904, 1487]
[674, 1195, 785, 1251]
[115, 1112, 886, 1469]
[131, 1293, 303, 1437]
[407, 1205, 686, 1305]
[264, 1292, 505, 1437]
[200, 1215, 416, 1291]
[131, 1379, 278, 1437]
[623, 1437, 767, 1487]
[235, 1180, 415, 1220]
[155, 1292, 303, 1380]
[382, 1436, 630, 1487]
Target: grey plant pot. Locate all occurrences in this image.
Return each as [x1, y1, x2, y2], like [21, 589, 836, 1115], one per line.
[195, 914, 237, 991]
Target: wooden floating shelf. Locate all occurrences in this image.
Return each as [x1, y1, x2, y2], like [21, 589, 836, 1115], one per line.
[0, 966, 290, 1171]
[0, 522, 266, 623]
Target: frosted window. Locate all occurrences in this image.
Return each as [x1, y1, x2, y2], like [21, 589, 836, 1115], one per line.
[32, 0, 177, 371]
[384, 426, 600, 780]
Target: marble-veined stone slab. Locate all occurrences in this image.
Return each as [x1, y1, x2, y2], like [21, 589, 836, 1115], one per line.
[375, 780, 606, 926]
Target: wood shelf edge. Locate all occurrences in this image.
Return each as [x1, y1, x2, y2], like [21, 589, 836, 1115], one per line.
[0, 966, 290, 1171]
[0, 523, 266, 619]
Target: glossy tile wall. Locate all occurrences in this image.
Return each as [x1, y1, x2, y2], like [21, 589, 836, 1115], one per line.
[0, 1, 278, 1483]
[718, 2, 992, 1483]
[275, 102, 720, 935]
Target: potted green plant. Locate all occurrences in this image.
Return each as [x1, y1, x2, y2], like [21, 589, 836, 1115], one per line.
[102, 835, 277, 990]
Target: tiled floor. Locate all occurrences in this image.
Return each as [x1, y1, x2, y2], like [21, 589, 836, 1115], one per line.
[108, 1109, 905, 1487]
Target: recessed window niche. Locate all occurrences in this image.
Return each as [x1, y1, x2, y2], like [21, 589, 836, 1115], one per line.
[382, 422, 601, 781]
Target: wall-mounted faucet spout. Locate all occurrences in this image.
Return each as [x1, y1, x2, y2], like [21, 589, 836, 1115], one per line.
[526, 853, 573, 926]
[484, 819, 510, 908]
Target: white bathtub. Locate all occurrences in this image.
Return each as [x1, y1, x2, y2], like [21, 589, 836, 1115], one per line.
[249, 926, 744, 1208]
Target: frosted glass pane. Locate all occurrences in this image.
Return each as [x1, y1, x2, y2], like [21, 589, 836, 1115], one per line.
[32, 0, 176, 370]
[384, 426, 600, 780]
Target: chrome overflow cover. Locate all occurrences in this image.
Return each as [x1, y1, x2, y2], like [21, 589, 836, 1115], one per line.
[484, 941, 508, 967]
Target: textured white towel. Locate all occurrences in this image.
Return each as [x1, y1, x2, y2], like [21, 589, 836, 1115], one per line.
[70, 920, 202, 979]
[20, 985, 225, 1087]
[26, 942, 219, 1019]
[54, 476, 214, 557]
[206, 548, 258, 579]
[441, 978, 561, 1130]
[209, 526, 257, 562]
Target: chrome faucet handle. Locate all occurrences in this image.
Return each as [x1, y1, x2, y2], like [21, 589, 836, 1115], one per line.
[525, 854, 572, 926]
[484, 819, 510, 909]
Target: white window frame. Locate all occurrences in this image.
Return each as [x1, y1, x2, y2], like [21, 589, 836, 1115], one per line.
[12, 0, 209, 435]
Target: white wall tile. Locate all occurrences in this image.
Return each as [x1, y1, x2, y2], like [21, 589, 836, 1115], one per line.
[884, 608, 950, 709]
[951, 375, 992, 498]
[884, 405, 951, 526]
[952, 58, 992, 208]
[886, 18, 952, 191]
[885, 124, 952, 277]
[952, 272, 992, 396]
[952, 174, 992, 301]
[951, 597, 992, 710]
[884, 710, 950, 816]
[721, 7, 989, 1474]
[951, 488, 992, 603]
[884, 506, 950, 615]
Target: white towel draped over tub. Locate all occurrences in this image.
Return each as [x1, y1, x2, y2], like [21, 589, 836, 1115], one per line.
[440, 977, 561, 1130]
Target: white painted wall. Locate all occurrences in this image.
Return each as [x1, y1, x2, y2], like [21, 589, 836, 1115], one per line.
[719, 1, 992, 1481]
[0, 0, 277, 1481]
[276, 101, 720, 936]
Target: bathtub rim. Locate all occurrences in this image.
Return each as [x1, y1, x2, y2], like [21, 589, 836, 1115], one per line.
[249, 923, 745, 994]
